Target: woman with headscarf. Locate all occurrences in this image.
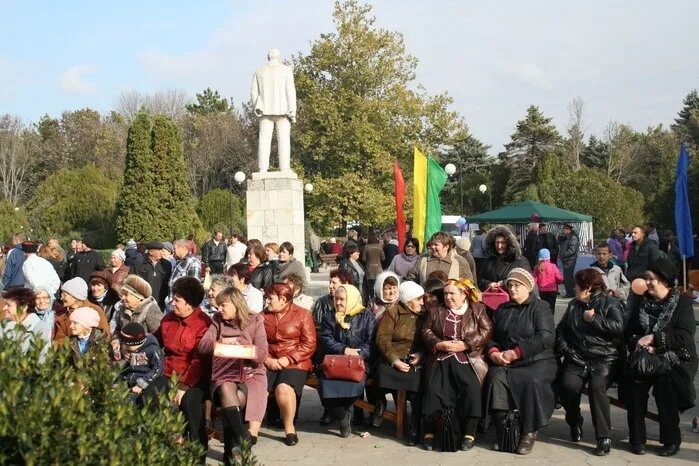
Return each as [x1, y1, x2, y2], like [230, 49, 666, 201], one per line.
[318, 284, 375, 437]
[33, 286, 57, 344]
[388, 237, 421, 280]
[484, 268, 557, 455]
[421, 278, 492, 451]
[624, 258, 697, 457]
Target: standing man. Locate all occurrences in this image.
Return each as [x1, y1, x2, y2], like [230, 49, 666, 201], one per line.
[201, 231, 227, 274]
[470, 229, 487, 276]
[558, 224, 580, 298]
[21, 241, 61, 297]
[71, 235, 105, 283]
[225, 233, 247, 271]
[309, 230, 321, 274]
[250, 48, 296, 173]
[130, 241, 172, 310]
[1, 233, 26, 290]
[538, 224, 559, 265]
[523, 223, 541, 268]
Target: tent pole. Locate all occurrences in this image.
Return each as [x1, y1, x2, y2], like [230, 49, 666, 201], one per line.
[682, 255, 687, 291]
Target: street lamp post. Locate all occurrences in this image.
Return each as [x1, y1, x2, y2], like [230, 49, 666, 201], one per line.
[444, 163, 461, 215]
[233, 171, 246, 234]
[478, 184, 492, 211]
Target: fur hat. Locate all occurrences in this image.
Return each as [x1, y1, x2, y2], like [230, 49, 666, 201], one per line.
[399, 281, 425, 304]
[119, 322, 146, 346]
[506, 268, 535, 292]
[455, 237, 471, 251]
[61, 277, 88, 301]
[69, 306, 100, 329]
[121, 275, 152, 300]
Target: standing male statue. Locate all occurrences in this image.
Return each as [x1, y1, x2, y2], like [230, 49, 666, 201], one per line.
[250, 48, 297, 173]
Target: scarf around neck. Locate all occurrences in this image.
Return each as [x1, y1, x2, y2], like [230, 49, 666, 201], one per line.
[639, 288, 682, 365]
[335, 284, 364, 330]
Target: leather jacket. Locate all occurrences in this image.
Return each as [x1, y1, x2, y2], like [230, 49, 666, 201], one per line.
[263, 303, 317, 371]
[202, 239, 227, 264]
[555, 292, 624, 372]
[422, 302, 493, 383]
[250, 262, 275, 291]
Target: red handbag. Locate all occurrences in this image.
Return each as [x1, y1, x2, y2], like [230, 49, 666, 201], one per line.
[481, 287, 510, 312]
[322, 355, 365, 382]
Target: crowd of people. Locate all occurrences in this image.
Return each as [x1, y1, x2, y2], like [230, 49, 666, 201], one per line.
[0, 223, 697, 464]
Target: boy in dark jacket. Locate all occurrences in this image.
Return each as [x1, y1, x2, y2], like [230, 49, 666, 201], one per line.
[117, 322, 167, 406]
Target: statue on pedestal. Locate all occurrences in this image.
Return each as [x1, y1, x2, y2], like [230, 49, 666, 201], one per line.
[250, 48, 297, 173]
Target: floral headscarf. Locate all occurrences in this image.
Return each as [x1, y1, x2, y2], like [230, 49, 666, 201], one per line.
[334, 284, 364, 330]
[446, 278, 481, 303]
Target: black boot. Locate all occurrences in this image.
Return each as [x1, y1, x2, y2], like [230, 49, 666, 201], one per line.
[492, 411, 507, 451]
[221, 406, 246, 464]
[407, 415, 421, 446]
[335, 406, 352, 437]
[221, 417, 235, 466]
[371, 399, 386, 427]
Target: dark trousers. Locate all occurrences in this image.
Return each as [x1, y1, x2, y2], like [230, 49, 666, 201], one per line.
[626, 375, 681, 446]
[561, 371, 612, 439]
[208, 260, 225, 274]
[180, 384, 208, 448]
[130, 375, 169, 409]
[539, 291, 558, 313]
[561, 259, 577, 296]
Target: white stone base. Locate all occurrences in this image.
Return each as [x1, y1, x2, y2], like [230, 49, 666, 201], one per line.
[246, 172, 305, 263]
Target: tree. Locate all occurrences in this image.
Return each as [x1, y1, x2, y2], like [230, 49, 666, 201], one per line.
[292, 0, 464, 229]
[197, 189, 246, 235]
[26, 165, 120, 248]
[501, 105, 562, 201]
[0, 115, 34, 205]
[186, 88, 231, 115]
[564, 97, 586, 171]
[672, 89, 699, 146]
[580, 135, 609, 170]
[115, 89, 190, 121]
[0, 199, 28, 242]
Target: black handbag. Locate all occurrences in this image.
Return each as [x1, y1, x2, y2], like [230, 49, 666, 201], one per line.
[437, 408, 460, 452]
[498, 410, 521, 453]
[628, 347, 671, 380]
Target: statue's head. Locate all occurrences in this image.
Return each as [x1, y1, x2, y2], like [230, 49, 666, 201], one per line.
[268, 48, 281, 61]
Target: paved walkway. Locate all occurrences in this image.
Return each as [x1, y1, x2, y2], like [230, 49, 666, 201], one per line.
[206, 271, 699, 465]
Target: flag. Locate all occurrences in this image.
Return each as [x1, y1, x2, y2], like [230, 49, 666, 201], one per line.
[393, 161, 407, 251]
[425, 155, 448, 242]
[412, 147, 428, 250]
[674, 144, 694, 257]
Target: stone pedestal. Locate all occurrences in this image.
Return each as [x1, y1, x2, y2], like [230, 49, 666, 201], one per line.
[246, 171, 305, 262]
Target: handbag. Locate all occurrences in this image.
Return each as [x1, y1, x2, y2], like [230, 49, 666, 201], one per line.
[321, 354, 365, 382]
[628, 347, 671, 380]
[438, 408, 460, 452]
[498, 410, 521, 453]
[482, 287, 510, 312]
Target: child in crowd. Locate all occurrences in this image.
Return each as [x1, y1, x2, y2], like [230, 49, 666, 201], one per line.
[117, 322, 167, 407]
[532, 248, 563, 313]
[589, 243, 630, 300]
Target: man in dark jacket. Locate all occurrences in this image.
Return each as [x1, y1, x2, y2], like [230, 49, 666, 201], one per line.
[523, 223, 541, 268]
[2, 233, 26, 290]
[625, 225, 660, 281]
[558, 225, 580, 298]
[130, 241, 172, 309]
[201, 230, 227, 274]
[71, 236, 105, 283]
[538, 223, 559, 264]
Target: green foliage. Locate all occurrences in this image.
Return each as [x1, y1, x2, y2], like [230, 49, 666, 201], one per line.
[197, 189, 246, 235]
[293, 0, 464, 229]
[672, 89, 699, 146]
[580, 135, 609, 170]
[116, 112, 201, 242]
[0, 200, 28, 242]
[0, 328, 202, 465]
[441, 130, 493, 215]
[531, 166, 645, 236]
[186, 88, 230, 115]
[26, 165, 120, 248]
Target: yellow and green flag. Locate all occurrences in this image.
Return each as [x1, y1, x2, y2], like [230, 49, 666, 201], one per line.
[412, 147, 448, 251]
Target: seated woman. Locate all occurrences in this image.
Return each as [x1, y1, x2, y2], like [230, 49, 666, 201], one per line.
[263, 283, 317, 446]
[248, 244, 275, 291]
[154, 277, 212, 450]
[54, 278, 111, 341]
[374, 281, 428, 445]
[338, 245, 366, 300]
[201, 274, 230, 317]
[32, 286, 57, 344]
[485, 268, 557, 455]
[1, 288, 41, 353]
[422, 278, 492, 451]
[111, 275, 163, 358]
[228, 264, 264, 314]
[318, 284, 375, 437]
[88, 271, 121, 331]
[199, 288, 268, 463]
[624, 258, 697, 457]
[67, 306, 108, 365]
[387, 237, 420, 280]
[274, 242, 308, 291]
[555, 269, 624, 456]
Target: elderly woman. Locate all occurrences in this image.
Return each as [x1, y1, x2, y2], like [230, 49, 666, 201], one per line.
[199, 288, 268, 462]
[33, 286, 57, 343]
[263, 283, 317, 446]
[422, 279, 492, 451]
[624, 258, 697, 457]
[111, 274, 163, 358]
[89, 271, 121, 329]
[228, 264, 264, 314]
[338, 244, 366, 299]
[318, 284, 375, 437]
[154, 276, 212, 449]
[555, 269, 624, 456]
[407, 232, 474, 285]
[1, 288, 42, 352]
[274, 242, 308, 290]
[248, 244, 275, 291]
[388, 237, 421, 279]
[106, 249, 130, 288]
[201, 274, 230, 317]
[477, 225, 530, 292]
[54, 278, 111, 341]
[485, 268, 557, 455]
[374, 281, 428, 445]
[67, 306, 107, 365]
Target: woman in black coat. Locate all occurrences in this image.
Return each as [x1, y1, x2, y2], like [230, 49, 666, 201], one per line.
[484, 268, 557, 455]
[555, 269, 625, 456]
[247, 244, 275, 292]
[624, 258, 697, 457]
[478, 225, 531, 292]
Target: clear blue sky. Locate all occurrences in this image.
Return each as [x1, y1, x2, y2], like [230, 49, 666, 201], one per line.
[2, 0, 697, 152]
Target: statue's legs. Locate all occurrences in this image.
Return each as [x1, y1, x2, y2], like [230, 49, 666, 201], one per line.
[276, 116, 291, 171]
[257, 116, 274, 172]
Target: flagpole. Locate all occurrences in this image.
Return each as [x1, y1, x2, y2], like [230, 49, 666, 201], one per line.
[683, 255, 687, 290]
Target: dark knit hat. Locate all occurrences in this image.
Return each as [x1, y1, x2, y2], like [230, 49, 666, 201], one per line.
[121, 274, 152, 300]
[506, 268, 535, 292]
[82, 234, 97, 249]
[171, 276, 205, 307]
[646, 257, 677, 287]
[119, 322, 146, 346]
[21, 241, 39, 253]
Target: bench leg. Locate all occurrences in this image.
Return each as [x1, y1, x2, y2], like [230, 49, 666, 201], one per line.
[396, 390, 406, 440]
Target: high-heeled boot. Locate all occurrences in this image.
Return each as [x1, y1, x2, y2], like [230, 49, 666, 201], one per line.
[221, 407, 245, 465]
[492, 411, 508, 451]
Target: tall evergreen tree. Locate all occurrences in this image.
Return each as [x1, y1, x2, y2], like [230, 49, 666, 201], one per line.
[672, 89, 699, 147]
[502, 105, 561, 201]
[185, 88, 230, 115]
[580, 135, 609, 170]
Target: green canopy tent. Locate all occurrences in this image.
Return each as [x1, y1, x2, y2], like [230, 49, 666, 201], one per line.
[465, 200, 594, 253]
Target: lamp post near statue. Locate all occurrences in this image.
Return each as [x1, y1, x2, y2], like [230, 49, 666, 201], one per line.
[478, 184, 492, 211]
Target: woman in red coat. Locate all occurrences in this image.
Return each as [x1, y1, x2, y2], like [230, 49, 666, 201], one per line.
[263, 283, 317, 446]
